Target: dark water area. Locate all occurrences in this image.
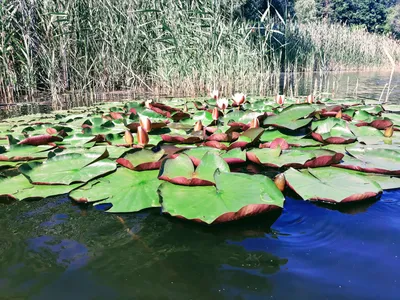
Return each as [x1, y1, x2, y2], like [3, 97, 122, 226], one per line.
[1, 190, 400, 299]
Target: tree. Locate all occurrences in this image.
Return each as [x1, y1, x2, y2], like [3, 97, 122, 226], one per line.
[317, 0, 390, 33]
[294, 0, 317, 22]
[386, 3, 400, 38]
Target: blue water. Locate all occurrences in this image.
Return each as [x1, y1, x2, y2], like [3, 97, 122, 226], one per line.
[0, 190, 400, 299]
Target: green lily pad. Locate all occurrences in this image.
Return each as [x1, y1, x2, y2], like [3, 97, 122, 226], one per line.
[0, 145, 55, 161]
[336, 147, 400, 175]
[19, 150, 117, 184]
[328, 167, 400, 190]
[0, 174, 81, 201]
[263, 104, 315, 130]
[70, 168, 161, 213]
[159, 170, 285, 224]
[158, 152, 230, 185]
[284, 167, 382, 203]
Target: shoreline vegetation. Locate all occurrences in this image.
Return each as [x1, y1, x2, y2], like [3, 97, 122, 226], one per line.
[1, 0, 400, 103]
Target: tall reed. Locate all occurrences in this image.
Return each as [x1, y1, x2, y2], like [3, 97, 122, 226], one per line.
[0, 0, 399, 103]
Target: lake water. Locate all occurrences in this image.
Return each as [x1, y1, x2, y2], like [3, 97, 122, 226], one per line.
[1, 70, 400, 119]
[1, 71, 400, 299]
[1, 192, 400, 299]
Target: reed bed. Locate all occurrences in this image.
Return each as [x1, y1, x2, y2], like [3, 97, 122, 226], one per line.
[0, 0, 399, 103]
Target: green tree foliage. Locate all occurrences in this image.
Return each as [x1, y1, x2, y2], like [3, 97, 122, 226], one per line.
[386, 3, 400, 38]
[294, 0, 317, 22]
[317, 0, 392, 33]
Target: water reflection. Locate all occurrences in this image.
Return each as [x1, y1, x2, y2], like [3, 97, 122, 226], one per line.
[0, 197, 287, 299]
[1, 71, 399, 120]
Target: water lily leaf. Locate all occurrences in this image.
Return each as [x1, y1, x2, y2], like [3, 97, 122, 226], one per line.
[382, 113, 400, 126]
[228, 127, 264, 149]
[335, 147, 400, 175]
[180, 111, 214, 126]
[247, 148, 343, 168]
[161, 133, 202, 144]
[221, 148, 247, 164]
[353, 110, 375, 122]
[263, 104, 315, 130]
[312, 123, 356, 144]
[328, 167, 400, 190]
[353, 105, 383, 115]
[158, 152, 229, 186]
[182, 147, 220, 165]
[284, 167, 382, 203]
[117, 148, 165, 170]
[18, 134, 63, 146]
[0, 174, 81, 201]
[0, 144, 55, 161]
[159, 170, 284, 224]
[70, 168, 161, 213]
[19, 150, 117, 184]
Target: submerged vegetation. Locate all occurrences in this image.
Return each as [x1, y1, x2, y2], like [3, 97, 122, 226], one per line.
[0, 95, 399, 224]
[0, 0, 399, 102]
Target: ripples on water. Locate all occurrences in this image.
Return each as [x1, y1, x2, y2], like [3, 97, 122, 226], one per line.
[0, 190, 400, 299]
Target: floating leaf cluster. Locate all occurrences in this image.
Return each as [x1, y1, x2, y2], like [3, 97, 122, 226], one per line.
[0, 96, 399, 224]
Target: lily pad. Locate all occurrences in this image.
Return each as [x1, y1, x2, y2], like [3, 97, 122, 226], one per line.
[158, 152, 230, 186]
[0, 174, 81, 201]
[70, 168, 161, 213]
[117, 148, 165, 171]
[247, 148, 343, 169]
[159, 170, 285, 224]
[19, 150, 117, 185]
[263, 104, 315, 130]
[335, 147, 400, 175]
[284, 167, 382, 203]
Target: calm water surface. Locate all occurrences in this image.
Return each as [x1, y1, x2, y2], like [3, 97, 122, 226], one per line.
[1, 71, 400, 299]
[1, 191, 400, 299]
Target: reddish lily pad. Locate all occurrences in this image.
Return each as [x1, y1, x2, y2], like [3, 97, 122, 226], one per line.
[247, 148, 343, 169]
[116, 148, 165, 171]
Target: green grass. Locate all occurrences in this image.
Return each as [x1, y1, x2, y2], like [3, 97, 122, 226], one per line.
[0, 0, 399, 103]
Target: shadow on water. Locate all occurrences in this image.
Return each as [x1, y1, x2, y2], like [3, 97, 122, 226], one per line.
[0, 196, 288, 299]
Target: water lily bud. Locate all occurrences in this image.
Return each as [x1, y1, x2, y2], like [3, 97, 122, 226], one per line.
[212, 107, 219, 121]
[124, 130, 134, 146]
[232, 93, 246, 106]
[274, 174, 286, 192]
[275, 95, 285, 105]
[139, 116, 152, 132]
[211, 89, 219, 100]
[384, 126, 394, 138]
[250, 117, 260, 128]
[296, 98, 301, 104]
[216, 98, 229, 111]
[144, 100, 152, 109]
[183, 104, 188, 112]
[194, 120, 203, 131]
[137, 126, 149, 146]
[335, 110, 342, 119]
[306, 95, 314, 104]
